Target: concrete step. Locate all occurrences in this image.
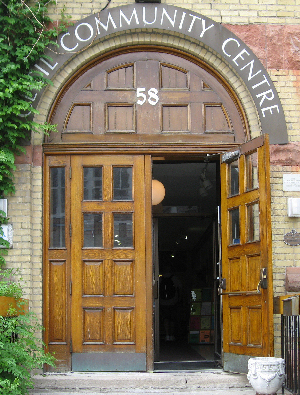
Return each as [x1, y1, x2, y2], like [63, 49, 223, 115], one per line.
[30, 370, 257, 394]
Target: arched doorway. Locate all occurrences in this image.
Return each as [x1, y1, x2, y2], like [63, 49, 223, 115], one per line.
[43, 47, 272, 372]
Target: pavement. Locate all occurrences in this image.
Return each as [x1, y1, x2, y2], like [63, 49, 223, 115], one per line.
[29, 370, 293, 394]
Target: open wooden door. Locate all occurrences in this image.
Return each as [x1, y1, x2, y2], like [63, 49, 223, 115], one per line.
[220, 134, 273, 373]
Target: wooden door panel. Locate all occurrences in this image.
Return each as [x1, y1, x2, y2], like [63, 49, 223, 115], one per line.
[247, 255, 261, 291]
[48, 260, 67, 343]
[107, 64, 135, 89]
[70, 155, 147, 369]
[247, 307, 262, 346]
[229, 307, 243, 344]
[228, 298, 263, 349]
[113, 308, 135, 344]
[221, 135, 273, 372]
[113, 260, 134, 295]
[228, 257, 242, 291]
[83, 260, 104, 295]
[83, 309, 104, 343]
[160, 63, 189, 89]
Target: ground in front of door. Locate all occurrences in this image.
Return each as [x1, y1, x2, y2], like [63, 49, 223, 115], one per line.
[29, 370, 293, 394]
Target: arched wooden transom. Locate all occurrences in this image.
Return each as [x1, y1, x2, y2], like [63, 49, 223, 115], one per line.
[48, 49, 247, 148]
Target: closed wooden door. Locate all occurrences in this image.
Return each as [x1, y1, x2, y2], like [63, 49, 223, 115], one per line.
[44, 154, 150, 371]
[220, 135, 273, 373]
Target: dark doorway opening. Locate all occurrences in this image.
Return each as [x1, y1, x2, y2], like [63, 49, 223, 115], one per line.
[152, 161, 221, 371]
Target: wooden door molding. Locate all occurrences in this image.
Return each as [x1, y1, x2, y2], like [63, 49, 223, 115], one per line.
[43, 155, 72, 371]
[220, 134, 273, 373]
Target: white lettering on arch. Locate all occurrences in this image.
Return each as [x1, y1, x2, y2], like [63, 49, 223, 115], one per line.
[256, 89, 275, 107]
[29, 4, 287, 142]
[60, 32, 79, 51]
[120, 9, 139, 27]
[222, 37, 240, 57]
[232, 48, 250, 67]
[143, 6, 157, 25]
[261, 105, 280, 117]
[178, 12, 186, 29]
[240, 60, 262, 81]
[161, 8, 177, 27]
[75, 23, 94, 42]
[187, 15, 201, 33]
[95, 13, 117, 33]
[252, 75, 270, 89]
[199, 19, 214, 38]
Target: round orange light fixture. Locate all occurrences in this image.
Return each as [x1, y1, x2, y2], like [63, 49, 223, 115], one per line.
[152, 180, 165, 205]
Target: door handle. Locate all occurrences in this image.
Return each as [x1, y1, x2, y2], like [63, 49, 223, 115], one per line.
[219, 278, 226, 291]
[218, 269, 267, 296]
[259, 268, 267, 289]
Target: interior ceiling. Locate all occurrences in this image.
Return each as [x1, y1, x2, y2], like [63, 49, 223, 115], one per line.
[152, 162, 219, 252]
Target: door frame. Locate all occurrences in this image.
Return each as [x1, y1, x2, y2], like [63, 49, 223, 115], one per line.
[44, 140, 273, 372]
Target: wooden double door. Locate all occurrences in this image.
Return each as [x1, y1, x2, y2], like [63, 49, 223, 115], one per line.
[44, 154, 151, 371]
[44, 136, 273, 373]
[43, 47, 273, 373]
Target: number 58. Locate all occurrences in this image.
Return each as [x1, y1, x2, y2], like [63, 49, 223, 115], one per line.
[137, 88, 159, 106]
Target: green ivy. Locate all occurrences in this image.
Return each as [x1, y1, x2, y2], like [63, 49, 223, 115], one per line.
[0, 0, 71, 196]
[0, 268, 56, 394]
[0, 312, 56, 394]
[0, 0, 70, 254]
[0, 1, 70, 389]
[0, 268, 23, 299]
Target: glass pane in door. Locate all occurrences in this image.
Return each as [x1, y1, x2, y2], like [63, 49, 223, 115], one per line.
[229, 160, 239, 197]
[229, 207, 240, 245]
[113, 167, 132, 201]
[50, 167, 65, 248]
[245, 152, 259, 191]
[84, 213, 103, 247]
[247, 202, 260, 242]
[84, 167, 102, 200]
[114, 213, 133, 247]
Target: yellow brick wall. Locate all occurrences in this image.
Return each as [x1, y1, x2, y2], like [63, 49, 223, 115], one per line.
[6, 164, 43, 324]
[47, 0, 300, 24]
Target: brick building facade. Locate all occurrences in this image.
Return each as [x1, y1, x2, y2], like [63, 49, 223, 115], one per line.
[4, 0, 300, 373]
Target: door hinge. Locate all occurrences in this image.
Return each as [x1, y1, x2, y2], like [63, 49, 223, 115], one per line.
[69, 166, 72, 179]
[69, 223, 72, 238]
[70, 281, 72, 295]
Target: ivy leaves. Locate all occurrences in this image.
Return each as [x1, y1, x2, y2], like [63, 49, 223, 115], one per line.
[0, 1, 68, 197]
[0, 1, 69, 259]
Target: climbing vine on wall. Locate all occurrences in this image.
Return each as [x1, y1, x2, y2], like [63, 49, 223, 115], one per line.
[0, 0, 70, 260]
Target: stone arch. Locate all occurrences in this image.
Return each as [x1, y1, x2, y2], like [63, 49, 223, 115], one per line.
[31, 4, 287, 145]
